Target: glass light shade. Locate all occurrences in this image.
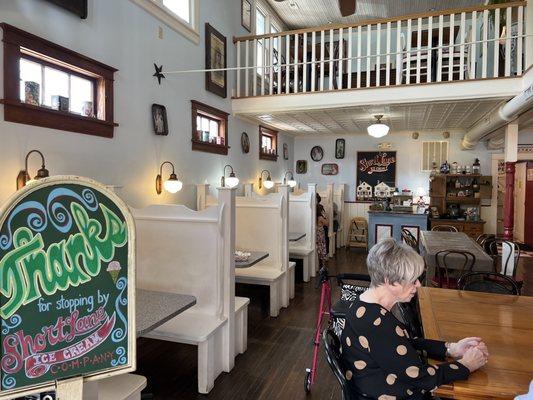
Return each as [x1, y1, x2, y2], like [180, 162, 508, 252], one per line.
[164, 179, 183, 193]
[263, 179, 274, 189]
[225, 176, 239, 188]
[287, 179, 297, 188]
[367, 123, 390, 138]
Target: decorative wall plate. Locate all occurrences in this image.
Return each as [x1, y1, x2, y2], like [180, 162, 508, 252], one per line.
[241, 132, 250, 153]
[310, 146, 323, 162]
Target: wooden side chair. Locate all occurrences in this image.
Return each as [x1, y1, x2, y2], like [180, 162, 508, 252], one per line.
[458, 271, 520, 295]
[432, 250, 476, 289]
[431, 225, 458, 232]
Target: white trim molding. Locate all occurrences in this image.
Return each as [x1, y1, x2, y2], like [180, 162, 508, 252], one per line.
[129, 0, 200, 44]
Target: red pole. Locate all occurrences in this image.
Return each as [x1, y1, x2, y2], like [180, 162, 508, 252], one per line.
[503, 162, 516, 240]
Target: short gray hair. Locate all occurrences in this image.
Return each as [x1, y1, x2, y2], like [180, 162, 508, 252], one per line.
[367, 238, 424, 286]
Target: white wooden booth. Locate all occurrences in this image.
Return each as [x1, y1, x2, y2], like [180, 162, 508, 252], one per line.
[334, 184, 346, 248]
[133, 188, 249, 394]
[318, 183, 335, 258]
[199, 184, 289, 317]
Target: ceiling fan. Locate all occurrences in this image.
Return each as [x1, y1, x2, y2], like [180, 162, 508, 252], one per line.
[273, 0, 356, 17]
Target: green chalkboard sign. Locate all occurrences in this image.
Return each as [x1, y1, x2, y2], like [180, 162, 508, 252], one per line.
[0, 176, 135, 397]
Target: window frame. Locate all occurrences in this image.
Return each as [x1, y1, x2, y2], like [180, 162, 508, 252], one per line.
[1, 23, 118, 138]
[129, 0, 200, 44]
[191, 100, 229, 155]
[259, 125, 278, 161]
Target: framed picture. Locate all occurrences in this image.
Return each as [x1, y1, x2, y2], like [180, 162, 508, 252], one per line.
[321, 163, 339, 175]
[44, 0, 87, 18]
[356, 151, 397, 200]
[335, 138, 345, 159]
[310, 146, 324, 162]
[296, 160, 307, 174]
[241, 0, 252, 32]
[205, 23, 227, 98]
[241, 132, 250, 153]
[152, 104, 168, 135]
[283, 143, 289, 160]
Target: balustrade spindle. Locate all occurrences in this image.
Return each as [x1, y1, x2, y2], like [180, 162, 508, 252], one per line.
[437, 15, 444, 82]
[294, 34, 299, 93]
[505, 7, 512, 77]
[320, 30, 325, 91]
[376, 23, 381, 87]
[329, 29, 334, 90]
[338, 28, 343, 89]
[482, 10, 488, 78]
[396, 20, 402, 85]
[303, 32, 308, 92]
[285, 35, 290, 93]
[269, 37, 274, 95]
[386, 22, 391, 86]
[406, 19, 412, 84]
[237, 41, 241, 97]
[366, 24, 371, 87]
[245, 40, 250, 96]
[261, 38, 266, 95]
[518, 6, 524, 75]
[277, 35, 282, 94]
[253, 38, 257, 96]
[357, 26, 362, 88]
[416, 18, 422, 84]
[311, 31, 317, 92]
[470, 11, 477, 80]
[459, 12, 466, 80]
[449, 13, 455, 82]
[347, 27, 353, 89]
[494, 8, 500, 78]
[427, 16, 433, 83]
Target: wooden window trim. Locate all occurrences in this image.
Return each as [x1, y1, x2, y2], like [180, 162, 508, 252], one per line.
[191, 100, 229, 155]
[0, 23, 118, 138]
[259, 125, 278, 161]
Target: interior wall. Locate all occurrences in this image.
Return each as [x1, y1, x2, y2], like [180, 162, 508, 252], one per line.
[0, 0, 294, 209]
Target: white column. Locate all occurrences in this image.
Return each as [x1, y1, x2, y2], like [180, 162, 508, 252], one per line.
[218, 187, 236, 371]
[307, 184, 317, 278]
[526, 3, 533, 70]
[504, 122, 519, 162]
[278, 184, 290, 308]
[326, 183, 335, 257]
[196, 183, 210, 210]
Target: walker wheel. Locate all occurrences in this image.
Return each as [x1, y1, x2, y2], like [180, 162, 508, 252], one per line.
[304, 370, 312, 393]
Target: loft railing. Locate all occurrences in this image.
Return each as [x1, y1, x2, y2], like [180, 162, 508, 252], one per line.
[233, 1, 527, 98]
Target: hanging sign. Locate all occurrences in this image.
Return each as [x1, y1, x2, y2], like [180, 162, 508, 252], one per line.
[356, 151, 397, 200]
[0, 176, 135, 398]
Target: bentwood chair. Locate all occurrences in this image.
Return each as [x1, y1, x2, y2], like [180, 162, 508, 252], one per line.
[484, 238, 521, 277]
[458, 271, 520, 295]
[476, 233, 495, 247]
[432, 250, 476, 289]
[401, 228, 420, 253]
[431, 225, 458, 232]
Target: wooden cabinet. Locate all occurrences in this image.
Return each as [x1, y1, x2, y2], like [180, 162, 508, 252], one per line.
[430, 219, 485, 239]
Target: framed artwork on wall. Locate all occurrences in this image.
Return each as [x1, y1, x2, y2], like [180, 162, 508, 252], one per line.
[322, 163, 339, 175]
[241, 132, 250, 153]
[335, 138, 345, 159]
[283, 143, 289, 160]
[356, 151, 397, 201]
[44, 0, 87, 18]
[296, 160, 307, 174]
[310, 146, 323, 161]
[241, 0, 252, 32]
[152, 104, 168, 135]
[205, 23, 227, 98]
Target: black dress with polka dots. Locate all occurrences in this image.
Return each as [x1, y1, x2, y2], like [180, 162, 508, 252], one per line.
[340, 297, 470, 400]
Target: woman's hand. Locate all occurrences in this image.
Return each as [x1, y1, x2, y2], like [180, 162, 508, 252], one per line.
[458, 347, 488, 372]
[448, 337, 487, 358]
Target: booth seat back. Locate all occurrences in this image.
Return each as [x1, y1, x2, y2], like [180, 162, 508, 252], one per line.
[318, 185, 334, 223]
[333, 184, 345, 243]
[235, 195, 285, 269]
[289, 191, 314, 249]
[133, 204, 224, 316]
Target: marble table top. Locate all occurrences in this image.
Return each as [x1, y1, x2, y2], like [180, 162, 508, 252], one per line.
[289, 232, 306, 242]
[235, 251, 269, 268]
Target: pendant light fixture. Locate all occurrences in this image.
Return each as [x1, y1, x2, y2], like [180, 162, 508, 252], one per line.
[367, 115, 390, 138]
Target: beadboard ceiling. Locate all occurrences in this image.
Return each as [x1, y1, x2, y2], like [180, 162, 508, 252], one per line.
[250, 98, 506, 135]
[266, 0, 486, 30]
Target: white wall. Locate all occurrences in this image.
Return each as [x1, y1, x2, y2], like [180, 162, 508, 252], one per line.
[0, 0, 294, 209]
[293, 130, 496, 202]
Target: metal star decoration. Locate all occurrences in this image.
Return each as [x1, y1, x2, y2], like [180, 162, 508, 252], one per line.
[153, 63, 165, 85]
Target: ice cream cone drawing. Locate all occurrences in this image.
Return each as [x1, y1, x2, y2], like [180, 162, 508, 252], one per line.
[107, 261, 122, 284]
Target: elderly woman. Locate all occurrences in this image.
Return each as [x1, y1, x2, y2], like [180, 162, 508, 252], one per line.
[341, 238, 488, 400]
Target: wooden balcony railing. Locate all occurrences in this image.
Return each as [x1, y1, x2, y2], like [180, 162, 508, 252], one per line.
[233, 1, 527, 98]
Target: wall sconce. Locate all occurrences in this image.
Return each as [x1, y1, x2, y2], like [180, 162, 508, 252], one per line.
[155, 161, 183, 194]
[258, 169, 274, 189]
[221, 164, 239, 188]
[16, 150, 50, 190]
[283, 171, 297, 188]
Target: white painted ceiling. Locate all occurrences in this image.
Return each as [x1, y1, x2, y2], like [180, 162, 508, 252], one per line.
[251, 98, 507, 135]
[266, 0, 486, 30]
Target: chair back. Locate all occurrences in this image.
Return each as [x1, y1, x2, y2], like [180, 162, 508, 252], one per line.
[434, 250, 476, 288]
[322, 329, 351, 400]
[476, 233, 495, 246]
[431, 225, 458, 232]
[401, 228, 419, 253]
[395, 296, 424, 339]
[458, 271, 520, 295]
[484, 238, 521, 277]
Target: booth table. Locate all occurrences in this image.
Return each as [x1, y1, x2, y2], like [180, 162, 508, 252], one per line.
[418, 287, 533, 399]
[235, 251, 269, 268]
[289, 232, 306, 242]
[136, 289, 196, 337]
[419, 231, 494, 283]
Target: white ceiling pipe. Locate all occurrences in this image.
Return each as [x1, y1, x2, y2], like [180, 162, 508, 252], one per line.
[461, 84, 533, 150]
[486, 136, 505, 150]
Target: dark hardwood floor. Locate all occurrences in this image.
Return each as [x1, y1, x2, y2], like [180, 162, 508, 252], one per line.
[137, 246, 533, 399]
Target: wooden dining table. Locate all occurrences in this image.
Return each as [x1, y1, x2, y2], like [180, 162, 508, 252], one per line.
[419, 231, 494, 283]
[418, 287, 533, 399]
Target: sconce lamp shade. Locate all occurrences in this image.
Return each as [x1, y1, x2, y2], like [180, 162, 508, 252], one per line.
[225, 175, 239, 188]
[16, 150, 50, 190]
[287, 179, 297, 188]
[259, 169, 274, 189]
[156, 161, 183, 194]
[283, 171, 297, 188]
[263, 179, 274, 189]
[367, 115, 390, 138]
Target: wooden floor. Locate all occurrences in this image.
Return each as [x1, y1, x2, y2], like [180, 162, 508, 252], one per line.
[137, 246, 533, 399]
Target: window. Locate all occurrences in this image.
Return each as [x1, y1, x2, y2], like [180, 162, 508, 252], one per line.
[259, 126, 278, 161]
[129, 0, 199, 44]
[421, 141, 449, 171]
[191, 100, 229, 155]
[1, 23, 118, 138]
[256, 8, 266, 75]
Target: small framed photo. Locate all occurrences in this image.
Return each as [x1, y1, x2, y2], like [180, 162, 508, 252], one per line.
[283, 143, 289, 160]
[335, 138, 345, 159]
[310, 146, 324, 162]
[241, 132, 250, 153]
[296, 160, 307, 174]
[321, 163, 339, 175]
[205, 23, 227, 98]
[152, 104, 168, 135]
[241, 0, 251, 32]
